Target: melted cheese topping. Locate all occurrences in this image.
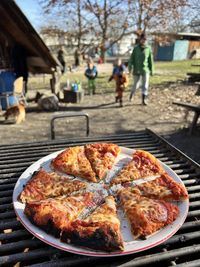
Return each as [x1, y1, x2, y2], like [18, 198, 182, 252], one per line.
[138, 199, 168, 222]
[139, 184, 172, 198]
[19, 169, 86, 203]
[25, 193, 96, 229]
[52, 147, 97, 182]
[111, 150, 165, 184]
[85, 196, 120, 225]
[84, 144, 120, 179]
[105, 196, 116, 211]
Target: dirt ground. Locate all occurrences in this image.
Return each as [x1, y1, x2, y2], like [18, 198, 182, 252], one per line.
[0, 67, 200, 164]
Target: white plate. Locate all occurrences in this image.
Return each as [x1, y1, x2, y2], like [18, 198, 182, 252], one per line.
[13, 146, 189, 257]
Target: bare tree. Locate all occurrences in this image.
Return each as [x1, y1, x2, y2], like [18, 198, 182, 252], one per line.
[85, 0, 134, 61]
[128, 0, 188, 33]
[187, 0, 200, 32]
[166, 0, 200, 33]
[39, 0, 192, 62]
[39, 0, 89, 50]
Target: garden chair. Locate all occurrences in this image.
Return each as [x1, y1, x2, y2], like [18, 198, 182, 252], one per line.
[0, 76, 26, 110]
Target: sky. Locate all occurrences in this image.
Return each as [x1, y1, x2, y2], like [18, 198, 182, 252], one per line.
[15, 0, 43, 31]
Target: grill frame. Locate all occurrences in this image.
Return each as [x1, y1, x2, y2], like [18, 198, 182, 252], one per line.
[0, 129, 200, 267]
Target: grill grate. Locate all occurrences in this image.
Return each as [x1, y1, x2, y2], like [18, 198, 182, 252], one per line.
[0, 129, 200, 267]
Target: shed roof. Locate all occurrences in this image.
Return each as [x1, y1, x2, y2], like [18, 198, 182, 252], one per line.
[152, 32, 200, 41]
[0, 0, 59, 74]
[177, 32, 200, 38]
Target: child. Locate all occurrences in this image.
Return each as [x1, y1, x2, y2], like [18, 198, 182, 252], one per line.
[108, 58, 128, 107]
[85, 61, 98, 95]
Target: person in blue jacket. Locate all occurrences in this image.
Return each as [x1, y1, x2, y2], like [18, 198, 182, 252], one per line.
[85, 61, 98, 95]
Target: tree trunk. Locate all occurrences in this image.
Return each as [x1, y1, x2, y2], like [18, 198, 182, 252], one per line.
[138, 1, 143, 31]
[101, 46, 106, 63]
[101, 0, 107, 63]
[77, 0, 81, 50]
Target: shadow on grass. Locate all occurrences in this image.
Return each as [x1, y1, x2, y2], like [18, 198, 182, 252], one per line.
[0, 120, 15, 125]
[26, 101, 120, 113]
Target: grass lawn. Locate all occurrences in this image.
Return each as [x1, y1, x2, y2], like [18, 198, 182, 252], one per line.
[29, 59, 200, 94]
[152, 59, 200, 84]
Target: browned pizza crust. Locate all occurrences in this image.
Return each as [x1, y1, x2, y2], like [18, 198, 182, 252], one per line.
[24, 192, 99, 237]
[61, 196, 124, 252]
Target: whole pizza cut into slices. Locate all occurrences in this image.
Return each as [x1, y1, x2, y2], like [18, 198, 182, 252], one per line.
[111, 150, 165, 185]
[118, 187, 179, 239]
[18, 169, 87, 203]
[51, 146, 97, 182]
[19, 144, 189, 253]
[24, 192, 102, 237]
[61, 196, 124, 252]
[130, 173, 189, 202]
[84, 143, 121, 180]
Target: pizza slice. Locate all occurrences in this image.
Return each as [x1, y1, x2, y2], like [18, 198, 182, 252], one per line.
[18, 169, 87, 203]
[118, 187, 179, 239]
[61, 196, 124, 252]
[24, 192, 102, 237]
[130, 173, 188, 201]
[51, 146, 97, 182]
[111, 150, 165, 185]
[84, 143, 120, 180]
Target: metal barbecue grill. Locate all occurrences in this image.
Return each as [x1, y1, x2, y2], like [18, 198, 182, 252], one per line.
[0, 129, 200, 267]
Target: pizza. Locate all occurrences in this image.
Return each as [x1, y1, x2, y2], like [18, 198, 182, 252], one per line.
[84, 143, 120, 180]
[61, 196, 124, 252]
[51, 143, 120, 182]
[128, 173, 188, 201]
[118, 187, 180, 239]
[51, 146, 97, 182]
[19, 169, 87, 203]
[111, 150, 165, 185]
[24, 192, 102, 237]
[17, 144, 189, 253]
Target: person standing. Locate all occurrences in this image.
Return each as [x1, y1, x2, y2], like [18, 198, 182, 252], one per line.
[74, 48, 81, 67]
[128, 33, 154, 105]
[57, 49, 66, 74]
[85, 61, 98, 95]
[108, 58, 128, 107]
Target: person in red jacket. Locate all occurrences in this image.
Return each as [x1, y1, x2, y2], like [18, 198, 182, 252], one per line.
[109, 58, 128, 107]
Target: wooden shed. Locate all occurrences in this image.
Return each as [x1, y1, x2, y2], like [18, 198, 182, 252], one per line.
[153, 32, 200, 61]
[0, 0, 60, 92]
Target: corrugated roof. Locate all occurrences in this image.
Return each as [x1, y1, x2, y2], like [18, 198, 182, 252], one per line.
[0, 0, 59, 74]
